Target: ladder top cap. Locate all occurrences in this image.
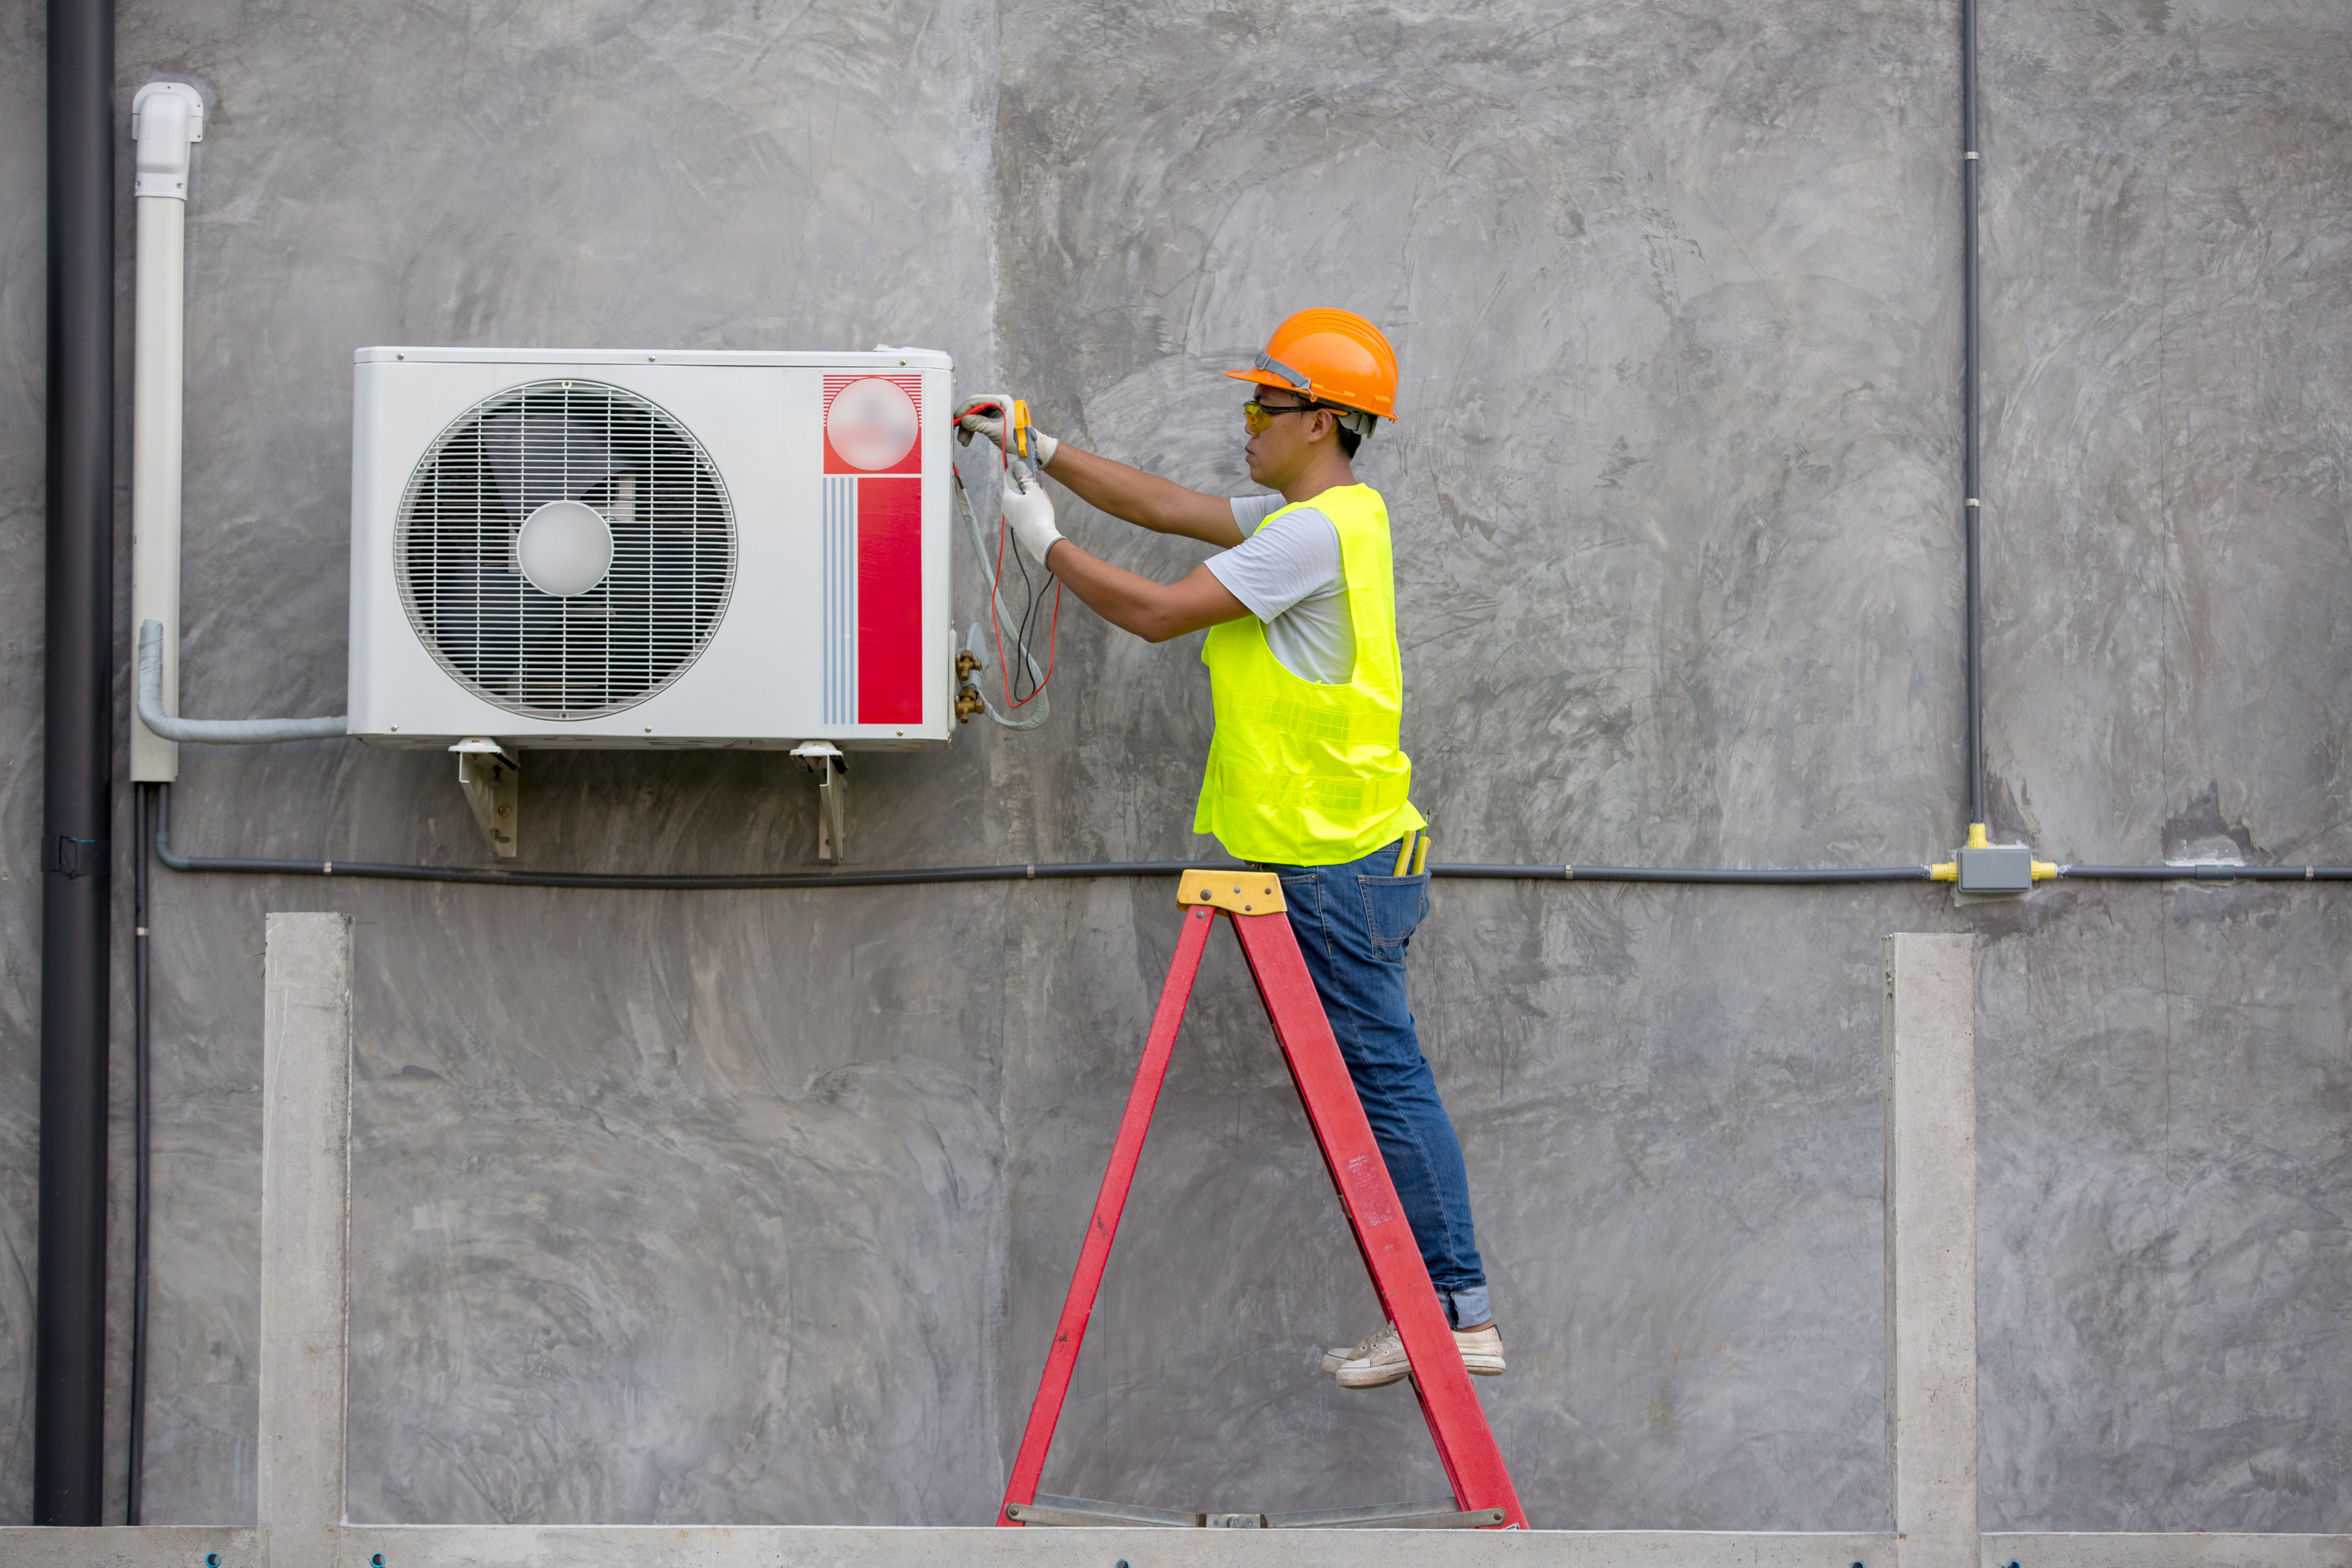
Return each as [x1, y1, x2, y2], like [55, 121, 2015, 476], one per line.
[1177, 869, 1287, 915]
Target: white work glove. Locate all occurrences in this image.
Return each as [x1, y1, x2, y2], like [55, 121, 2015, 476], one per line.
[954, 395, 1060, 468]
[1000, 471, 1065, 569]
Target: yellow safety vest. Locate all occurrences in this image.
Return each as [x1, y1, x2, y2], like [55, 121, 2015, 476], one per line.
[1193, 482, 1426, 865]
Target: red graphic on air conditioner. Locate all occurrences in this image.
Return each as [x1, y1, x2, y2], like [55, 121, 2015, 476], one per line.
[822, 375, 924, 725]
[824, 374, 922, 476]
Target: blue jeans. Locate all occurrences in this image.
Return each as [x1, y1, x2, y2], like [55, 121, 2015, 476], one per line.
[1256, 841, 1491, 1329]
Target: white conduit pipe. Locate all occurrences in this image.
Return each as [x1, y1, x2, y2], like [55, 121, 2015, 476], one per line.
[129, 83, 204, 781]
[129, 87, 346, 750]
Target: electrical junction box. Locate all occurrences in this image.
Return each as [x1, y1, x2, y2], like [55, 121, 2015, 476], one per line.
[1957, 842, 2033, 894]
[347, 346, 956, 751]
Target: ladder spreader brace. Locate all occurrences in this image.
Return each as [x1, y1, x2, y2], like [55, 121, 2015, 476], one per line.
[998, 870, 1529, 1530]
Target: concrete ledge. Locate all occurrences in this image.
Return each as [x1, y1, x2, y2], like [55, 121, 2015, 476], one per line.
[9, 1526, 2349, 1567]
[0, 1528, 257, 1566]
[1, 1527, 1890, 1568]
[1982, 1535, 2352, 1567]
[346, 1528, 1891, 1566]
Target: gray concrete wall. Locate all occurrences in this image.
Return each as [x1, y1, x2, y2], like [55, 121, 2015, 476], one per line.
[0, 0, 2344, 1535]
[0, 0, 47, 1515]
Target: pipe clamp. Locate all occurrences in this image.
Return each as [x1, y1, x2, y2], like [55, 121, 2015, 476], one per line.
[43, 836, 110, 879]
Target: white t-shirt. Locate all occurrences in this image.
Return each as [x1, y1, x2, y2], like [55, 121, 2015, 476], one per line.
[1202, 493, 1354, 685]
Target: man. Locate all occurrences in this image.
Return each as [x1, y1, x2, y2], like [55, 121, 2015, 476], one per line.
[955, 309, 1500, 1391]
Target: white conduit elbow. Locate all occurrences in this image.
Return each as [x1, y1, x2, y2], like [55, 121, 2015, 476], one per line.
[137, 621, 346, 743]
[132, 87, 196, 199]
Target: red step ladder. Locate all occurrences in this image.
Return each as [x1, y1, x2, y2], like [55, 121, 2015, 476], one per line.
[997, 870, 1528, 1531]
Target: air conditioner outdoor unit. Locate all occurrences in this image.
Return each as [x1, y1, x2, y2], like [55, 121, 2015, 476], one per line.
[348, 346, 957, 751]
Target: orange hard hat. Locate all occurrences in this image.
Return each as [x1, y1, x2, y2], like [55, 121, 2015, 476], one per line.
[1225, 308, 1399, 421]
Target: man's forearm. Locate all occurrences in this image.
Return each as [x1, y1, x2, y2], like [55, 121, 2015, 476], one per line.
[1044, 445, 1243, 547]
[1043, 542, 1248, 644]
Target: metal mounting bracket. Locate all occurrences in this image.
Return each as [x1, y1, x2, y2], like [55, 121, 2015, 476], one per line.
[450, 739, 518, 859]
[791, 741, 848, 863]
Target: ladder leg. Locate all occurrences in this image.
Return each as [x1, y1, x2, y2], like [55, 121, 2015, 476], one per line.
[997, 904, 1218, 1525]
[1228, 909, 1529, 1530]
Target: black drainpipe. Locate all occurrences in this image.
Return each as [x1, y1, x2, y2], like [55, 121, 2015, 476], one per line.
[37, 0, 115, 1526]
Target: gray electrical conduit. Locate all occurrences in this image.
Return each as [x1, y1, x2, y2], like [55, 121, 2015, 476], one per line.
[2057, 864, 2352, 881]
[147, 779, 2352, 887]
[150, 787, 1954, 888]
[138, 620, 345, 742]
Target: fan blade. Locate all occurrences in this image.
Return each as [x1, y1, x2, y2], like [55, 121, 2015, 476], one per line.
[480, 401, 628, 514]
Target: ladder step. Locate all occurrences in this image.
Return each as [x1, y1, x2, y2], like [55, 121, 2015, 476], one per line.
[1013, 1494, 1205, 1528]
[1007, 1494, 1505, 1530]
[1267, 1500, 1508, 1529]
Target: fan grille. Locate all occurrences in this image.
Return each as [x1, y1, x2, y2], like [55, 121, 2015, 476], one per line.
[395, 379, 736, 722]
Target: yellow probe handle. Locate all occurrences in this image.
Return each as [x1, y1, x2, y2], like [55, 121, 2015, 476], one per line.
[1392, 829, 1431, 876]
[1011, 399, 1032, 463]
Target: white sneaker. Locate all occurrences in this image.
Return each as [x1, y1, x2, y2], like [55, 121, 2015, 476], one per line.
[1330, 1322, 1506, 1389]
[1455, 1322, 1506, 1376]
[1322, 1326, 1388, 1375]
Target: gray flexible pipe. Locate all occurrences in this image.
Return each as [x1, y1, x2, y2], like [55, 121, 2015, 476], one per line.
[137, 620, 345, 742]
[952, 466, 1052, 730]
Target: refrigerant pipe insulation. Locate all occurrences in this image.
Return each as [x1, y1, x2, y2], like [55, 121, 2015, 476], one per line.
[952, 463, 1052, 729]
[137, 620, 346, 743]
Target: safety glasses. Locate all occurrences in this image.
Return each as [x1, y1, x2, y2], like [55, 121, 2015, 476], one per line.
[1242, 398, 1328, 434]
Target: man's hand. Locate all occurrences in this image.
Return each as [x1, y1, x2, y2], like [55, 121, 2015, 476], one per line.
[955, 395, 1060, 468]
[1000, 471, 1065, 568]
